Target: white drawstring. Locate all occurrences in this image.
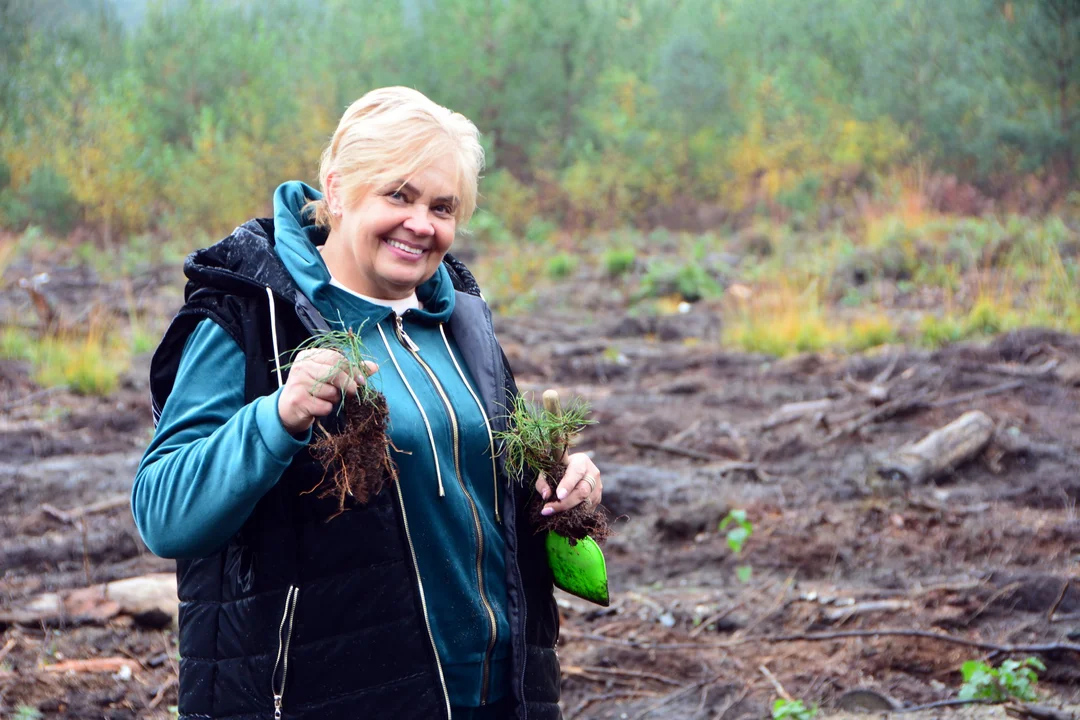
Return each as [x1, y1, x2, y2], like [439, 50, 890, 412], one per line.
[438, 325, 501, 523]
[266, 287, 284, 389]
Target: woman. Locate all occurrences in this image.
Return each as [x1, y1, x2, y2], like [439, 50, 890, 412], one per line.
[133, 87, 602, 720]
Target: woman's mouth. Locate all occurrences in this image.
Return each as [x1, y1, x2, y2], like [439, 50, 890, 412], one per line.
[384, 238, 425, 258]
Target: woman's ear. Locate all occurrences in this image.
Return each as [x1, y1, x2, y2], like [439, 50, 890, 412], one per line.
[325, 173, 342, 217]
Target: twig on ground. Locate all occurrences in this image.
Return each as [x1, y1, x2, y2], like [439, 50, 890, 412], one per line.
[568, 690, 659, 720]
[689, 603, 743, 638]
[629, 673, 725, 720]
[561, 627, 1080, 654]
[758, 664, 793, 702]
[0, 386, 68, 413]
[820, 390, 932, 445]
[983, 359, 1060, 379]
[1005, 702, 1078, 720]
[1048, 579, 1075, 624]
[966, 582, 1023, 626]
[148, 676, 178, 710]
[0, 637, 16, 665]
[895, 698, 995, 713]
[631, 441, 773, 479]
[563, 664, 683, 687]
[930, 380, 1025, 409]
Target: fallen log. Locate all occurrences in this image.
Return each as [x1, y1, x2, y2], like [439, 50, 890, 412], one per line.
[876, 410, 995, 483]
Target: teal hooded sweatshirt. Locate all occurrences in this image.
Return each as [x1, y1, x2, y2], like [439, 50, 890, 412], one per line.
[132, 182, 512, 707]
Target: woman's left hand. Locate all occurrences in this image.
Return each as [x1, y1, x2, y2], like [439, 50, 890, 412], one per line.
[536, 452, 602, 516]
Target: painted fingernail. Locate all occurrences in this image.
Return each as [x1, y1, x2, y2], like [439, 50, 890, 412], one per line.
[540, 488, 550, 500]
[557, 487, 568, 500]
[541, 507, 554, 516]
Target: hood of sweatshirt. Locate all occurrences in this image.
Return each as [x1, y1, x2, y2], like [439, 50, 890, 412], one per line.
[271, 181, 454, 329]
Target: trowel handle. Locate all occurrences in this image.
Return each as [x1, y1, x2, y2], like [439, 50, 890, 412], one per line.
[542, 389, 563, 418]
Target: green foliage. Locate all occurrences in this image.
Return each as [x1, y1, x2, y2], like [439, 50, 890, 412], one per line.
[772, 698, 817, 720]
[719, 509, 753, 554]
[546, 252, 578, 280]
[493, 394, 595, 481]
[0, 326, 33, 361]
[602, 247, 637, 278]
[2, 0, 1075, 245]
[919, 314, 966, 349]
[13, 705, 43, 720]
[287, 326, 379, 406]
[639, 258, 720, 302]
[958, 657, 1045, 703]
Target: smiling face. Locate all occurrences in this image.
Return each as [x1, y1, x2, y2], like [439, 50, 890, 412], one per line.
[322, 154, 460, 300]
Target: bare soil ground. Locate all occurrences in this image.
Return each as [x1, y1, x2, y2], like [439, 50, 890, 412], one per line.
[1, 260, 1079, 719]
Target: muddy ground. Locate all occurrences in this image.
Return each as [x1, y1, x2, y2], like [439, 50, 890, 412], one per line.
[1, 259, 1079, 719]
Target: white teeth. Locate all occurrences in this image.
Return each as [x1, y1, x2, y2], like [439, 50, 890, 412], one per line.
[386, 239, 423, 255]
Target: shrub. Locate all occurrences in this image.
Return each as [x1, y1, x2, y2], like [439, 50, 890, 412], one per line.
[602, 247, 636, 277]
[546, 252, 578, 280]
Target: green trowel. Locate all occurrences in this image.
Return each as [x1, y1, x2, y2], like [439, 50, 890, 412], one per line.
[546, 531, 609, 606]
[542, 390, 610, 607]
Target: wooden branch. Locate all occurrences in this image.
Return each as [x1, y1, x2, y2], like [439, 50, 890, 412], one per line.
[895, 698, 995, 713]
[630, 441, 770, 478]
[1048, 579, 1075, 623]
[1005, 702, 1079, 720]
[764, 629, 1080, 655]
[629, 673, 725, 720]
[876, 410, 995, 483]
[562, 628, 1080, 655]
[930, 380, 1025, 409]
[0, 386, 68, 413]
[758, 665, 793, 702]
[564, 664, 682, 687]
[986, 359, 1060, 378]
[821, 390, 932, 445]
[43, 657, 136, 674]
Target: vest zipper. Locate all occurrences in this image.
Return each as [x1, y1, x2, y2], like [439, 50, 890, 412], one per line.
[392, 314, 500, 706]
[271, 585, 300, 719]
[387, 440, 453, 718]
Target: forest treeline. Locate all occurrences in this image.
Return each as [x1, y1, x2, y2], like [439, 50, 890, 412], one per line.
[0, 0, 1077, 243]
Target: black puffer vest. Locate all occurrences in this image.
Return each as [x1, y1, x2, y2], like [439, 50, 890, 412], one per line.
[149, 219, 561, 720]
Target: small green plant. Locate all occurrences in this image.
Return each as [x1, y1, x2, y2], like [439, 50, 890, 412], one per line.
[958, 657, 1045, 703]
[545, 252, 577, 280]
[493, 391, 609, 542]
[602, 247, 636, 277]
[288, 325, 379, 406]
[772, 698, 818, 720]
[13, 705, 43, 720]
[719, 509, 752, 553]
[719, 509, 754, 583]
[493, 393, 595, 482]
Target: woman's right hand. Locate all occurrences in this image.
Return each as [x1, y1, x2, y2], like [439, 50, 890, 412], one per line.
[277, 349, 378, 435]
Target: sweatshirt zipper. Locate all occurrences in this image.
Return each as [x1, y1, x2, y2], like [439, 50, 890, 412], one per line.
[393, 314, 500, 706]
[271, 585, 300, 719]
[438, 325, 501, 524]
[387, 441, 452, 718]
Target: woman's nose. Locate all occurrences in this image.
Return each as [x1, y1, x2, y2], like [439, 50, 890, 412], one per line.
[402, 207, 435, 237]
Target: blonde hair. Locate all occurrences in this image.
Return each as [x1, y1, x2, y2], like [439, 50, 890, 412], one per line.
[307, 87, 484, 228]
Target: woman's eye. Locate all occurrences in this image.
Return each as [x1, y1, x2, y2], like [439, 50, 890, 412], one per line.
[434, 204, 454, 216]
[388, 190, 407, 201]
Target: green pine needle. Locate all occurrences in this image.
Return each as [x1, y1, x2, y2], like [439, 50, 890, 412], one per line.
[493, 393, 595, 481]
[284, 322, 379, 407]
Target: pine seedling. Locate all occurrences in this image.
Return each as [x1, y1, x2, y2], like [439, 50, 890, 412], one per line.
[494, 392, 594, 482]
[494, 390, 609, 544]
[286, 324, 379, 407]
[285, 324, 391, 519]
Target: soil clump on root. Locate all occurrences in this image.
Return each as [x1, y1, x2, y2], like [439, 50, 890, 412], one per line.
[309, 393, 393, 517]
